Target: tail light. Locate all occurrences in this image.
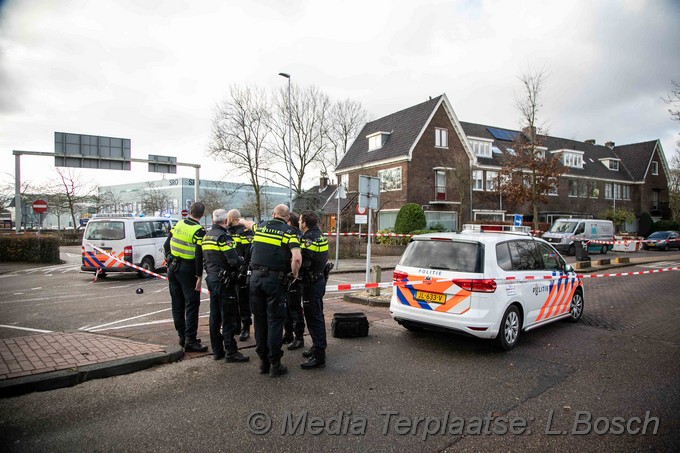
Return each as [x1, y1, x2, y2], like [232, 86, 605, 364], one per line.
[393, 270, 409, 282]
[124, 246, 133, 262]
[452, 279, 497, 293]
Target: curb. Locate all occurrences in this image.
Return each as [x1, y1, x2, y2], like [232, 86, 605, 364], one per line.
[342, 293, 391, 307]
[0, 345, 184, 398]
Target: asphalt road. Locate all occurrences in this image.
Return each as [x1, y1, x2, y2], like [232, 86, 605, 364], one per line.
[0, 250, 679, 451]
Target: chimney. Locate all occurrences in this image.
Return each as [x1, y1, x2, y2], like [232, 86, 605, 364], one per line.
[522, 126, 536, 138]
[319, 174, 329, 191]
[585, 139, 596, 145]
[605, 141, 615, 149]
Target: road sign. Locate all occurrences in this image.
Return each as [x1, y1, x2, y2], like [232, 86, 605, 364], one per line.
[148, 154, 177, 174]
[358, 175, 380, 196]
[54, 132, 131, 170]
[355, 215, 367, 224]
[32, 199, 48, 214]
[181, 209, 188, 217]
[514, 214, 523, 227]
[356, 205, 367, 215]
[358, 194, 378, 210]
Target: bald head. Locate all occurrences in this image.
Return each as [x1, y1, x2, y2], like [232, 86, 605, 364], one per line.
[273, 204, 290, 220]
[227, 209, 241, 226]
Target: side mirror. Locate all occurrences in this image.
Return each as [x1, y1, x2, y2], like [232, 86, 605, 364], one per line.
[564, 264, 574, 273]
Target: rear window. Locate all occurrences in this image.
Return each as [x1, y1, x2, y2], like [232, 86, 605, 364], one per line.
[85, 221, 125, 240]
[134, 220, 170, 239]
[398, 239, 482, 273]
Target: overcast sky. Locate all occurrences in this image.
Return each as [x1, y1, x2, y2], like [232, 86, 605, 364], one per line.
[1, 0, 679, 191]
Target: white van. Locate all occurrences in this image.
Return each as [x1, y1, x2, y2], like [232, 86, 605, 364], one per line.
[542, 219, 615, 255]
[81, 215, 172, 277]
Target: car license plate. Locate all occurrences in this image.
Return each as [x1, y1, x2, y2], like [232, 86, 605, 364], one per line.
[415, 291, 446, 304]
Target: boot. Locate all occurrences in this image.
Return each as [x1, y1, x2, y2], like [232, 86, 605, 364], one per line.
[302, 347, 316, 358]
[225, 351, 250, 363]
[287, 338, 304, 350]
[259, 360, 270, 375]
[185, 341, 208, 353]
[301, 352, 325, 370]
[239, 325, 251, 341]
[270, 363, 288, 378]
[282, 332, 294, 344]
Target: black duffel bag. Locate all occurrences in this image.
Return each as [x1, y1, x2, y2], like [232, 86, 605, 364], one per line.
[331, 312, 369, 338]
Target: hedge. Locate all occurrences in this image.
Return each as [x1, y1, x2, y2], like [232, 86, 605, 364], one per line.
[0, 234, 61, 264]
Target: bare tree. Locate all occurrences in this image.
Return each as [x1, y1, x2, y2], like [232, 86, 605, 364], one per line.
[498, 68, 564, 230]
[664, 80, 680, 222]
[51, 167, 96, 232]
[208, 85, 273, 219]
[271, 84, 332, 194]
[98, 188, 124, 214]
[323, 98, 369, 175]
[141, 182, 171, 216]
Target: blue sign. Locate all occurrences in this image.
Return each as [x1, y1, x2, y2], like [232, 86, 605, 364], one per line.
[513, 214, 523, 227]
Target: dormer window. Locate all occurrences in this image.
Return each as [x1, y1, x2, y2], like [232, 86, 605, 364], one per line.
[534, 147, 547, 159]
[469, 137, 493, 158]
[367, 131, 390, 151]
[551, 149, 583, 168]
[598, 157, 621, 171]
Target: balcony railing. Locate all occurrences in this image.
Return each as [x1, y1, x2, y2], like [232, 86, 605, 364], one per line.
[434, 186, 447, 201]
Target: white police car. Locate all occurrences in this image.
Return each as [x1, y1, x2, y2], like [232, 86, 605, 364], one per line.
[389, 226, 583, 350]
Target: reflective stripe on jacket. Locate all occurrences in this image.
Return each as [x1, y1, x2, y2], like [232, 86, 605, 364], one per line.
[170, 219, 203, 260]
[250, 218, 300, 271]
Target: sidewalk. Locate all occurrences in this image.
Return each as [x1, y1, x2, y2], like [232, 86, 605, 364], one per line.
[1, 251, 678, 397]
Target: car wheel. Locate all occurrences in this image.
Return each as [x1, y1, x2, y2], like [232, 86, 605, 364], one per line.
[567, 244, 575, 256]
[662, 243, 669, 252]
[138, 257, 154, 279]
[567, 289, 584, 323]
[496, 305, 521, 351]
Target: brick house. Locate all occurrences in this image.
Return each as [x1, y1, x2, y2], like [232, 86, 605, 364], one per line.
[334, 94, 671, 231]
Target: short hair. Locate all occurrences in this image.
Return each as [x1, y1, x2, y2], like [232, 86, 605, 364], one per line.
[227, 209, 241, 221]
[300, 211, 318, 229]
[273, 204, 290, 219]
[213, 209, 227, 223]
[288, 211, 299, 229]
[190, 202, 205, 218]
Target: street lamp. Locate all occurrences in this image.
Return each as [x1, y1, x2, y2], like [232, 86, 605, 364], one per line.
[278, 72, 293, 210]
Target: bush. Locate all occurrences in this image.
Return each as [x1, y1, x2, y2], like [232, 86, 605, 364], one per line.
[394, 203, 426, 234]
[638, 212, 654, 237]
[375, 228, 410, 246]
[653, 219, 680, 232]
[0, 234, 61, 264]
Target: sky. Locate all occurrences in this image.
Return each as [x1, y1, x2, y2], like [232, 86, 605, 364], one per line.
[1, 0, 679, 192]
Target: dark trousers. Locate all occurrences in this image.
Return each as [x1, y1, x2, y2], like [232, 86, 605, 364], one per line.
[302, 278, 327, 356]
[284, 282, 305, 339]
[237, 284, 252, 328]
[250, 270, 287, 365]
[206, 274, 239, 355]
[168, 260, 201, 343]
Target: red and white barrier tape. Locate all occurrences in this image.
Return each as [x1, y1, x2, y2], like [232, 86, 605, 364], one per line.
[326, 232, 413, 238]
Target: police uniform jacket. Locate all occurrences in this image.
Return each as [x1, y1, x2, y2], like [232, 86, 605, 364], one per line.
[227, 224, 253, 265]
[249, 218, 300, 272]
[202, 224, 243, 276]
[164, 218, 206, 277]
[300, 226, 329, 278]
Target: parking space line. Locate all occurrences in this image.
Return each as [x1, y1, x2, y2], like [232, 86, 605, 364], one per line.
[84, 308, 172, 331]
[0, 324, 52, 333]
[89, 313, 209, 332]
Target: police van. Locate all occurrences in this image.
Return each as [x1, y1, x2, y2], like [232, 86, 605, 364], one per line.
[542, 218, 615, 255]
[81, 215, 172, 278]
[389, 225, 583, 350]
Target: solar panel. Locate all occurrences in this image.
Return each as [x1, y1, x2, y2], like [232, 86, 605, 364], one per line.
[486, 127, 519, 142]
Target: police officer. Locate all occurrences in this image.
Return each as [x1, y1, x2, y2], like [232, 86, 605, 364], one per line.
[203, 209, 249, 363]
[226, 209, 253, 341]
[284, 211, 305, 351]
[164, 202, 208, 353]
[240, 204, 301, 377]
[299, 211, 329, 369]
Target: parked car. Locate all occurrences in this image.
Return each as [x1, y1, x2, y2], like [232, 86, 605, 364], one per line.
[390, 226, 583, 350]
[642, 231, 680, 251]
[542, 218, 615, 255]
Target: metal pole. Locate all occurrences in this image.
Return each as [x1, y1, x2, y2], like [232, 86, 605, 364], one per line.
[365, 205, 372, 284]
[14, 153, 21, 233]
[194, 166, 200, 203]
[335, 191, 341, 270]
[287, 77, 293, 210]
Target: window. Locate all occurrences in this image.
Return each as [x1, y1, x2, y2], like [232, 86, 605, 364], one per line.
[341, 174, 349, 191]
[589, 182, 599, 198]
[400, 240, 481, 273]
[568, 180, 578, 197]
[378, 167, 402, 191]
[537, 242, 564, 271]
[470, 139, 492, 158]
[85, 221, 125, 241]
[546, 178, 558, 196]
[435, 128, 448, 148]
[378, 210, 398, 230]
[621, 185, 630, 200]
[486, 171, 498, 191]
[435, 171, 446, 200]
[367, 131, 390, 151]
[473, 170, 484, 191]
[609, 160, 619, 171]
[651, 161, 659, 175]
[605, 183, 630, 200]
[534, 147, 546, 159]
[563, 152, 583, 168]
[425, 211, 457, 231]
[497, 240, 542, 271]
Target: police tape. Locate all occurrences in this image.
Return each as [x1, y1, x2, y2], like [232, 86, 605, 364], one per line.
[325, 232, 413, 237]
[87, 243, 211, 295]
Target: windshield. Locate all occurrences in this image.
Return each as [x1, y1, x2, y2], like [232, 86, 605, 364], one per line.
[549, 221, 577, 234]
[398, 239, 482, 273]
[648, 232, 669, 239]
[85, 221, 125, 240]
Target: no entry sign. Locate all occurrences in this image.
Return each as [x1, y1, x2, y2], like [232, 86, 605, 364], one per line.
[32, 199, 48, 214]
[181, 209, 188, 217]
